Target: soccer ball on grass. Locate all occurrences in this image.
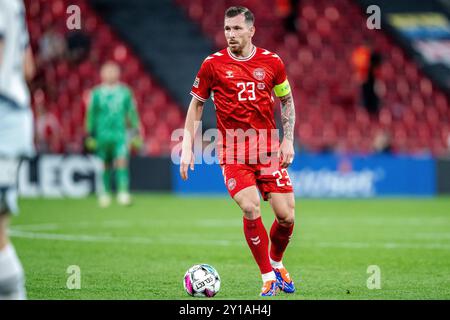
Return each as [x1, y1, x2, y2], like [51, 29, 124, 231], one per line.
[183, 264, 221, 297]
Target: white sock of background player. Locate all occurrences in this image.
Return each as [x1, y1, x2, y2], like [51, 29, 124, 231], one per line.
[0, 243, 26, 300]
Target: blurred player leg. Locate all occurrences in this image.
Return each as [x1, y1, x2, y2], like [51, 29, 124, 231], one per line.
[233, 186, 278, 296]
[115, 158, 130, 206]
[99, 162, 112, 208]
[0, 103, 33, 300]
[96, 143, 112, 208]
[114, 140, 131, 206]
[0, 158, 26, 300]
[0, 216, 26, 300]
[268, 192, 296, 293]
[0, 0, 34, 301]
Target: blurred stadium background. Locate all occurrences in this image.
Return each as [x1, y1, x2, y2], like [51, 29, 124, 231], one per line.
[10, 0, 450, 299]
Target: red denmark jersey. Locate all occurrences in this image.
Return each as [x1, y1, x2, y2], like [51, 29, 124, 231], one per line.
[190, 46, 288, 164]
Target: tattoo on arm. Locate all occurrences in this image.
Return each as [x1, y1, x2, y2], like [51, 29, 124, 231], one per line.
[279, 93, 296, 141]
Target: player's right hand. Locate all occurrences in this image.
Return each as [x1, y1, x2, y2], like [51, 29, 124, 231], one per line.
[180, 150, 195, 181]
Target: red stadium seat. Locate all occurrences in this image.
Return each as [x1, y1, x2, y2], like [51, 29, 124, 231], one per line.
[24, 0, 185, 156]
[26, 0, 450, 155]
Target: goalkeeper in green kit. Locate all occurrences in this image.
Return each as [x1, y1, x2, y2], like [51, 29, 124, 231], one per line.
[85, 61, 142, 207]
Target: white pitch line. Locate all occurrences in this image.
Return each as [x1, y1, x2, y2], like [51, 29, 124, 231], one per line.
[311, 241, 450, 250]
[9, 229, 450, 250]
[10, 223, 60, 231]
[12, 219, 241, 230]
[301, 217, 450, 226]
[8, 229, 236, 246]
[412, 233, 450, 240]
[9, 230, 130, 243]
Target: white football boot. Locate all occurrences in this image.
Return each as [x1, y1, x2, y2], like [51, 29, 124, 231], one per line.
[98, 194, 112, 208]
[117, 192, 131, 206]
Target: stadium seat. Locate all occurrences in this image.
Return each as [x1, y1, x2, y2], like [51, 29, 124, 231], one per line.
[26, 0, 450, 156]
[24, 0, 185, 155]
[177, 0, 450, 154]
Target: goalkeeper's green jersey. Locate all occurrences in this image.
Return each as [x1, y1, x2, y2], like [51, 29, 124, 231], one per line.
[86, 83, 140, 142]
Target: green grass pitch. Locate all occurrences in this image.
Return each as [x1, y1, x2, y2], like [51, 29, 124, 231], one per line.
[9, 194, 450, 299]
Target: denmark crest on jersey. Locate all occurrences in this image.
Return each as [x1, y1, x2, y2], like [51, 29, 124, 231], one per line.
[227, 178, 236, 191]
[253, 68, 266, 81]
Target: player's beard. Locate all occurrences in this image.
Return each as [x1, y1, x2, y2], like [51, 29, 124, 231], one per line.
[229, 40, 244, 55]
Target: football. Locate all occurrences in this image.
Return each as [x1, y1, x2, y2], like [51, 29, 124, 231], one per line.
[183, 264, 221, 297]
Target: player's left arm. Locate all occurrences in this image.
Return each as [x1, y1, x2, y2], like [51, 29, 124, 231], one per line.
[126, 89, 140, 129]
[126, 88, 143, 149]
[279, 91, 296, 168]
[273, 55, 296, 168]
[23, 45, 35, 82]
[275, 80, 296, 168]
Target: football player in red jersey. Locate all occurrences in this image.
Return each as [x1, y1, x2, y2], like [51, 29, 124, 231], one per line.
[180, 6, 296, 296]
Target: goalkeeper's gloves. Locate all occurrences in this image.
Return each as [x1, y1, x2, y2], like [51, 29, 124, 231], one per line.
[85, 136, 97, 151]
[130, 135, 143, 150]
[129, 128, 143, 151]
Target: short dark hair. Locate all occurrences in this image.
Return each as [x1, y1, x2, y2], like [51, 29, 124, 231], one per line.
[225, 6, 254, 25]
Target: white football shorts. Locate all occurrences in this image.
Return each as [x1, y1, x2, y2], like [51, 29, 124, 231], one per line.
[0, 102, 34, 215]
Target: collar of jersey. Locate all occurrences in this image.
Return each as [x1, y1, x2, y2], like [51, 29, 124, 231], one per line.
[227, 45, 257, 62]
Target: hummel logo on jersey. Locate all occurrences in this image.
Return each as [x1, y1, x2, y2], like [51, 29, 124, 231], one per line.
[225, 71, 234, 78]
[250, 236, 261, 245]
[262, 49, 279, 58]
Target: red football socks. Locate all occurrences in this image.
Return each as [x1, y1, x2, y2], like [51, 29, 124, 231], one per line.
[269, 219, 294, 262]
[243, 216, 273, 274]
